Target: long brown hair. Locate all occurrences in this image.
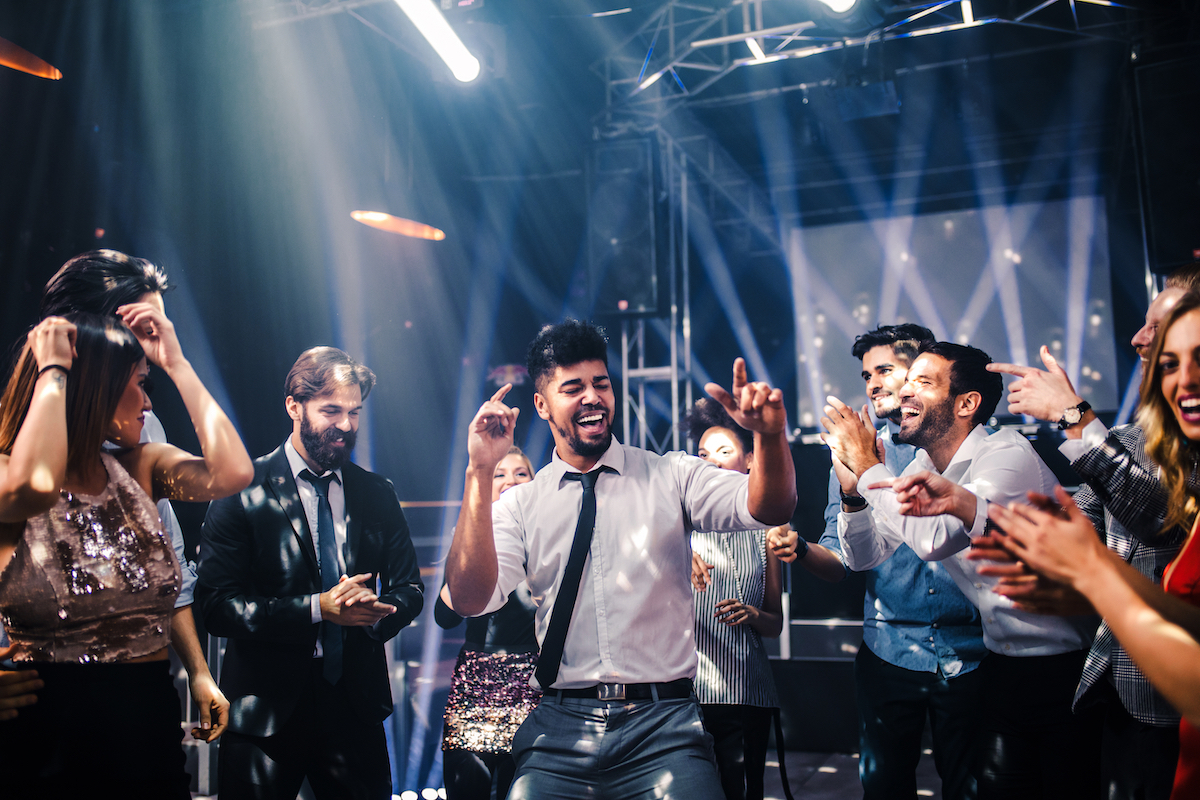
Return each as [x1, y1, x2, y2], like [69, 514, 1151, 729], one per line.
[1137, 291, 1200, 532]
[0, 313, 145, 475]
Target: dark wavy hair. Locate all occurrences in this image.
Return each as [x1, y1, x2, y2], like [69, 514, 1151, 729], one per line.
[682, 398, 753, 454]
[851, 323, 936, 365]
[41, 250, 171, 319]
[917, 341, 1003, 427]
[285, 347, 376, 404]
[0, 314, 145, 473]
[526, 319, 608, 393]
[1138, 291, 1200, 532]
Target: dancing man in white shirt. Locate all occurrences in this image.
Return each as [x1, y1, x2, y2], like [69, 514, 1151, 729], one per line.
[445, 319, 797, 799]
[821, 341, 1101, 800]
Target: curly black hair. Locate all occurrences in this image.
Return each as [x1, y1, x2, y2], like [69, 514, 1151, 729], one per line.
[682, 398, 753, 453]
[526, 318, 609, 392]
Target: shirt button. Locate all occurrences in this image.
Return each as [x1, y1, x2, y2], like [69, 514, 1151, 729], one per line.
[932, 623, 939, 629]
[1003, 643, 1011, 651]
[975, 583, 983, 589]
[987, 617, 994, 624]
[927, 588, 935, 594]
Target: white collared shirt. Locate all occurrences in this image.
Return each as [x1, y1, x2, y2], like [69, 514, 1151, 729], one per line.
[471, 439, 761, 690]
[838, 425, 1096, 656]
[284, 440, 347, 650]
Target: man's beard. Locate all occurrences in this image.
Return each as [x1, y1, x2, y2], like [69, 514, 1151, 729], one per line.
[553, 414, 613, 459]
[300, 412, 356, 472]
[875, 394, 903, 422]
[895, 397, 955, 450]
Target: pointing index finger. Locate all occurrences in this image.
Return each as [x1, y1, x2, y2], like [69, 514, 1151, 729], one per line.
[490, 383, 513, 404]
[986, 362, 1032, 378]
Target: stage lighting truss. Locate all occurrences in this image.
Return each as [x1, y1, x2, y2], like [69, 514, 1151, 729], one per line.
[595, 0, 1149, 117]
[246, 0, 480, 82]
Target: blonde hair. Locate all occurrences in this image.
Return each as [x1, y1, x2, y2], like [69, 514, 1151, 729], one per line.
[1137, 291, 1200, 532]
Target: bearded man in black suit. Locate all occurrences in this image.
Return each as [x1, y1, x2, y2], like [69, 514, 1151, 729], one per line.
[196, 346, 423, 799]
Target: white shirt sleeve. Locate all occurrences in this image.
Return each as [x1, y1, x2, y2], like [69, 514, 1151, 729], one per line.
[837, 462, 905, 571]
[1058, 417, 1110, 463]
[851, 461, 972, 562]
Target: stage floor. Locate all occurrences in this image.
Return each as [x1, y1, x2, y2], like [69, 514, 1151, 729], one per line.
[764, 749, 943, 800]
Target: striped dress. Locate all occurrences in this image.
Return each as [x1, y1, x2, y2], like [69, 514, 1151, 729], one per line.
[692, 529, 779, 708]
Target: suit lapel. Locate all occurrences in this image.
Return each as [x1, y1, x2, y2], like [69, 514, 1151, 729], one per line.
[264, 446, 321, 581]
[342, 464, 363, 576]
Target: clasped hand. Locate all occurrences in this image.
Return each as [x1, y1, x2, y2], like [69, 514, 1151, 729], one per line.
[320, 572, 396, 626]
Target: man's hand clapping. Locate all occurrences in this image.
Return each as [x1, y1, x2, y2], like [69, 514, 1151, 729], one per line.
[319, 572, 396, 627]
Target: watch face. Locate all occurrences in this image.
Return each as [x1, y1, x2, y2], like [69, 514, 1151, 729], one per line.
[1064, 408, 1083, 424]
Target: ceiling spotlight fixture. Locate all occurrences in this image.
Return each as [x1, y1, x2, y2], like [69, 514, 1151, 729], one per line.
[392, 0, 480, 82]
[351, 210, 446, 241]
[0, 36, 62, 80]
[816, 0, 859, 12]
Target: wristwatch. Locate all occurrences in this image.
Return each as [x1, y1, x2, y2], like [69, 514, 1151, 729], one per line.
[1057, 401, 1092, 430]
[839, 488, 867, 509]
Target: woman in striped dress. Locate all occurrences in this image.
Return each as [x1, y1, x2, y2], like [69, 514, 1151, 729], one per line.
[685, 399, 791, 800]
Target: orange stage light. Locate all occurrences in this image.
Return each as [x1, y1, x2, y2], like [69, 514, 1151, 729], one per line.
[0, 37, 62, 80]
[351, 210, 445, 241]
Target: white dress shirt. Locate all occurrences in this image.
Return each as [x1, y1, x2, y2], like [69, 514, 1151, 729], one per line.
[838, 425, 1096, 656]
[284, 440, 347, 654]
[476, 439, 762, 689]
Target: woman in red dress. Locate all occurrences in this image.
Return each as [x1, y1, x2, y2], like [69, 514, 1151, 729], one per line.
[990, 291, 1200, 799]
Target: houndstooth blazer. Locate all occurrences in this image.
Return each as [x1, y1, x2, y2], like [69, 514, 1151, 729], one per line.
[1070, 424, 1190, 726]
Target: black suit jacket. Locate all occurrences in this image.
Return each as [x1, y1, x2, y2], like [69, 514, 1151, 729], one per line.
[195, 444, 424, 737]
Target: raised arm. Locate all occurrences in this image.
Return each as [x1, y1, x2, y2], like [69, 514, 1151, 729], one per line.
[117, 303, 253, 503]
[992, 489, 1200, 725]
[705, 358, 796, 525]
[0, 318, 75, 527]
[987, 346, 1096, 435]
[445, 385, 519, 617]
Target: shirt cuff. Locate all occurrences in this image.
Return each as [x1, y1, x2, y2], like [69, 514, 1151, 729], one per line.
[1059, 417, 1109, 462]
[857, 462, 894, 501]
[311, 594, 322, 624]
[967, 492, 989, 539]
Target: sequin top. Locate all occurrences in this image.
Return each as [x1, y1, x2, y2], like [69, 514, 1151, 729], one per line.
[0, 453, 181, 663]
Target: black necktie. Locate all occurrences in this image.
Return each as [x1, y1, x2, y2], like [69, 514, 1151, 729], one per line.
[535, 469, 603, 690]
[300, 469, 343, 684]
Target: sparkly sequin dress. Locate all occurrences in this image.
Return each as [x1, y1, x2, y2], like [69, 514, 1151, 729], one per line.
[0, 453, 188, 798]
[436, 582, 540, 800]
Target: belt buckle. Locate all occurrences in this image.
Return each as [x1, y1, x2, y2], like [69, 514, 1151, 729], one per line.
[597, 683, 626, 701]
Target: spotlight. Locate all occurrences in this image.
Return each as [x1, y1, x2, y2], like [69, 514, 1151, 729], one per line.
[392, 0, 480, 82]
[808, 0, 882, 34]
[0, 36, 61, 79]
[351, 210, 446, 240]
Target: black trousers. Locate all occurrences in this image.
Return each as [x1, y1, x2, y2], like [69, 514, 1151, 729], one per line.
[218, 661, 391, 800]
[855, 645, 985, 800]
[1092, 681, 1180, 800]
[975, 650, 1102, 800]
[0, 660, 190, 800]
[700, 703, 774, 800]
[443, 749, 518, 800]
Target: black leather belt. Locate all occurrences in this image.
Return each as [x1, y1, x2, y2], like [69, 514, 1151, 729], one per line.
[553, 678, 693, 702]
